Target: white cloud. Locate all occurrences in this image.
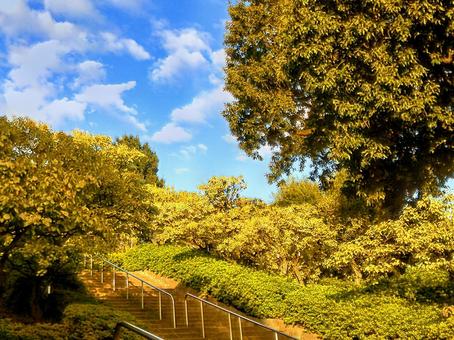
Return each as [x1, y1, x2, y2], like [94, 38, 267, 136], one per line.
[124, 114, 147, 132]
[151, 29, 233, 143]
[100, 32, 151, 60]
[210, 49, 226, 71]
[75, 81, 145, 130]
[74, 81, 147, 131]
[0, 0, 149, 131]
[0, 0, 84, 41]
[150, 50, 207, 82]
[179, 144, 208, 159]
[170, 85, 232, 124]
[0, 40, 84, 126]
[208, 48, 226, 85]
[150, 123, 192, 144]
[75, 81, 136, 112]
[223, 134, 237, 144]
[73, 60, 106, 88]
[1, 81, 86, 126]
[8, 40, 69, 88]
[175, 167, 190, 174]
[1, 81, 52, 121]
[44, 0, 99, 19]
[161, 28, 210, 52]
[149, 28, 210, 82]
[39, 97, 87, 125]
[198, 143, 208, 153]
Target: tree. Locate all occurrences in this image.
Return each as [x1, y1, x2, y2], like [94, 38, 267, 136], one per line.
[198, 176, 247, 211]
[273, 177, 323, 206]
[115, 135, 164, 187]
[0, 117, 154, 319]
[224, 0, 453, 215]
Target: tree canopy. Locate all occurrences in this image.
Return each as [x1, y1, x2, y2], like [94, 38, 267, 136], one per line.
[115, 135, 164, 187]
[0, 117, 156, 318]
[224, 0, 453, 214]
[198, 176, 247, 211]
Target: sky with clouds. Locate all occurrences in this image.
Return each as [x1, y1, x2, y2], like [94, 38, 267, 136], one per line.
[0, 0, 298, 201]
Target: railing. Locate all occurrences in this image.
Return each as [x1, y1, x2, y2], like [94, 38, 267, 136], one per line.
[184, 293, 298, 340]
[113, 321, 164, 340]
[85, 255, 177, 328]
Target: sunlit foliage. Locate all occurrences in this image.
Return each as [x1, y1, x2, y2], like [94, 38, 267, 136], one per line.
[224, 0, 454, 215]
[0, 117, 157, 318]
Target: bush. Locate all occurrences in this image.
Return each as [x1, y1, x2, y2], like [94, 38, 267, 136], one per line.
[63, 303, 141, 340]
[113, 244, 454, 339]
[0, 319, 66, 339]
[0, 303, 142, 340]
[112, 244, 294, 317]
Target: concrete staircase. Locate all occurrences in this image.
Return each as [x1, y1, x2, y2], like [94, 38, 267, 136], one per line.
[80, 269, 297, 340]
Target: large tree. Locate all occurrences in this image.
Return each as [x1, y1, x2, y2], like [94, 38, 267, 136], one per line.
[115, 135, 164, 187]
[0, 118, 154, 318]
[224, 0, 453, 214]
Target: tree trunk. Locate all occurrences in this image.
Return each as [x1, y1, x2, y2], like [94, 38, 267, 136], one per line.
[351, 260, 363, 285]
[30, 280, 44, 321]
[0, 266, 7, 293]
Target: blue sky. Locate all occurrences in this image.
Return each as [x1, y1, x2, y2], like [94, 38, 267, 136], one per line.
[0, 0, 297, 201]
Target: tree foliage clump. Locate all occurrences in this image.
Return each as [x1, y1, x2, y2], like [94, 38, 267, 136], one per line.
[0, 117, 158, 319]
[147, 176, 453, 286]
[198, 176, 247, 211]
[273, 177, 323, 206]
[115, 135, 164, 187]
[224, 0, 454, 214]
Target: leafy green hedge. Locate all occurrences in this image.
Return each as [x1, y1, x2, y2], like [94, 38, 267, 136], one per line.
[0, 303, 142, 340]
[112, 244, 454, 339]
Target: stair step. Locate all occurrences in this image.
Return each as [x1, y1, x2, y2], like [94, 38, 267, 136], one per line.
[80, 269, 299, 340]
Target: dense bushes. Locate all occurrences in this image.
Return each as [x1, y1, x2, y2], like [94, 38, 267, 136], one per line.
[147, 180, 453, 284]
[63, 303, 141, 339]
[0, 303, 142, 339]
[112, 244, 454, 339]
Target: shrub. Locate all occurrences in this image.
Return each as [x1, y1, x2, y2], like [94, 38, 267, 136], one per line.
[113, 244, 454, 339]
[63, 303, 142, 340]
[0, 319, 66, 339]
[0, 303, 142, 340]
[112, 244, 295, 317]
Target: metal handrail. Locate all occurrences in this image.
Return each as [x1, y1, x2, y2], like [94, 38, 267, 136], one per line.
[87, 255, 177, 328]
[184, 293, 298, 340]
[113, 321, 164, 340]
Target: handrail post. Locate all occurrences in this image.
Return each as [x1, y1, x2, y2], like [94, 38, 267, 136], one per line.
[112, 267, 116, 291]
[158, 292, 162, 320]
[200, 300, 205, 338]
[228, 314, 233, 340]
[90, 255, 93, 278]
[172, 298, 176, 329]
[126, 273, 129, 299]
[91, 256, 183, 335]
[141, 281, 144, 309]
[185, 299, 189, 327]
[113, 323, 122, 340]
[238, 317, 243, 340]
[184, 293, 296, 340]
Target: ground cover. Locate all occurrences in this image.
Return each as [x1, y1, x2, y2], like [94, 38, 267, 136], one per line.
[112, 244, 454, 339]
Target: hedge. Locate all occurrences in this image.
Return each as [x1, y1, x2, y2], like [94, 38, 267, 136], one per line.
[112, 244, 454, 339]
[0, 303, 142, 340]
